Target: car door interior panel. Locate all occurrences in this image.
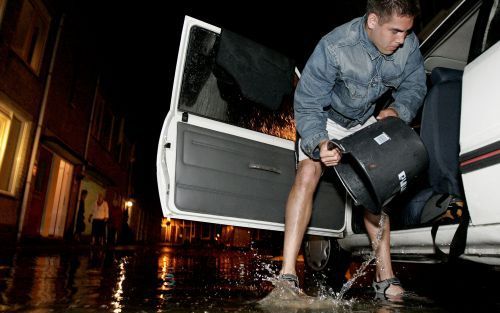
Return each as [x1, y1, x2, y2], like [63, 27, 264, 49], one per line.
[175, 122, 346, 231]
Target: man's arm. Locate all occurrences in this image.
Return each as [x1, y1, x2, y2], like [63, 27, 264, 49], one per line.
[388, 37, 427, 123]
[295, 38, 339, 159]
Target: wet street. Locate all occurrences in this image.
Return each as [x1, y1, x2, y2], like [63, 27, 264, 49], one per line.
[1, 243, 500, 313]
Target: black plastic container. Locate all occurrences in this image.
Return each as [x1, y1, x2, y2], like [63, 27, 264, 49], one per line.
[329, 117, 428, 214]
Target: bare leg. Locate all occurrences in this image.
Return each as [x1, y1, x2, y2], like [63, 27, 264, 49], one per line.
[364, 210, 404, 296]
[281, 159, 323, 276]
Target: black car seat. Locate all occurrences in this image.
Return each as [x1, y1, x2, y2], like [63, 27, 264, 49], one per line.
[421, 67, 464, 198]
[402, 67, 464, 225]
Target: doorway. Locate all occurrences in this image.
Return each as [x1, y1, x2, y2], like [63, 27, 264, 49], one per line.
[39, 155, 74, 238]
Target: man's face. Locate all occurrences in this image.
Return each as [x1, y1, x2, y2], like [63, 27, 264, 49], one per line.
[366, 12, 414, 55]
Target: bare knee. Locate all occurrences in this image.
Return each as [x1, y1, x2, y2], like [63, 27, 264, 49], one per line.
[293, 160, 322, 192]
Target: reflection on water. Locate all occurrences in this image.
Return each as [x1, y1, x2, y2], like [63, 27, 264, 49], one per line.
[1, 244, 499, 312]
[0, 246, 281, 312]
[111, 256, 127, 313]
[258, 279, 354, 312]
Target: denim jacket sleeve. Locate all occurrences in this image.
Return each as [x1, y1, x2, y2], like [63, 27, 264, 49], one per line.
[389, 37, 427, 123]
[294, 38, 339, 159]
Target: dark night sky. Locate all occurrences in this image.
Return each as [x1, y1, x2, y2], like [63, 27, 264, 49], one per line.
[79, 1, 368, 210]
[75, 0, 454, 211]
[94, 1, 368, 123]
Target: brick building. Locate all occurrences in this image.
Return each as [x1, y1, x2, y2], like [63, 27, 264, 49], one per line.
[0, 0, 145, 243]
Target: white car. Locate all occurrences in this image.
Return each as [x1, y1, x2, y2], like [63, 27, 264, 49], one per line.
[157, 0, 500, 269]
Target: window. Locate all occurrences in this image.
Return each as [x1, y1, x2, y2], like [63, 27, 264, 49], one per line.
[483, 1, 500, 52]
[111, 117, 124, 162]
[0, 99, 30, 195]
[91, 96, 105, 140]
[90, 94, 116, 151]
[201, 224, 211, 240]
[417, 0, 461, 41]
[178, 26, 296, 141]
[0, 0, 7, 27]
[120, 139, 133, 169]
[100, 107, 113, 151]
[11, 0, 51, 74]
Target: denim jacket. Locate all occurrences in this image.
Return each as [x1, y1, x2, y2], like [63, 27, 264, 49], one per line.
[295, 16, 427, 159]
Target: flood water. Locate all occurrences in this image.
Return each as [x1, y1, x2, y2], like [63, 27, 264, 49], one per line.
[1, 243, 499, 313]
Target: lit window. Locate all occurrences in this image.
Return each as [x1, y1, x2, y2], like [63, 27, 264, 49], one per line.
[0, 100, 30, 195]
[11, 0, 51, 74]
[0, 0, 7, 27]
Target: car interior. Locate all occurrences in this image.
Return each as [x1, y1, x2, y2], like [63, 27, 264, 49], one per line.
[352, 0, 499, 233]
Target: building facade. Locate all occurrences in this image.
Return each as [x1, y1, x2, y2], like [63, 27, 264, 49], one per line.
[0, 0, 140, 243]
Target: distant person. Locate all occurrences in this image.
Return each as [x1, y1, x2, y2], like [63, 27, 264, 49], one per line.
[278, 0, 426, 299]
[119, 207, 132, 244]
[74, 189, 88, 242]
[107, 196, 122, 245]
[89, 192, 109, 245]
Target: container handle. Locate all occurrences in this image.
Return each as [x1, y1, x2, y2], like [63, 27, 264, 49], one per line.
[327, 140, 348, 154]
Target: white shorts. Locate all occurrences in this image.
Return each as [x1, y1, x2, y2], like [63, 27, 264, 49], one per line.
[297, 116, 377, 161]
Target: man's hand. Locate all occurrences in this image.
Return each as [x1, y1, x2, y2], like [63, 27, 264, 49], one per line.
[319, 140, 342, 167]
[376, 108, 399, 120]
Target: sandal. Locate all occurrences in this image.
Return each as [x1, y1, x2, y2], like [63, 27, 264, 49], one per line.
[277, 273, 300, 289]
[372, 277, 403, 296]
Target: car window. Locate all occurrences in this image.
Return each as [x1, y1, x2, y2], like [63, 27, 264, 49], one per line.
[178, 26, 296, 141]
[467, 0, 500, 62]
[418, 0, 486, 71]
[483, 1, 500, 51]
[417, 0, 462, 42]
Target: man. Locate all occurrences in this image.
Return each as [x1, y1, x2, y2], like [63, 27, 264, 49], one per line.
[89, 192, 109, 245]
[107, 193, 123, 245]
[279, 0, 426, 298]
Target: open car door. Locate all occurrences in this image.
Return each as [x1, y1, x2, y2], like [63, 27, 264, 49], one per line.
[156, 16, 347, 237]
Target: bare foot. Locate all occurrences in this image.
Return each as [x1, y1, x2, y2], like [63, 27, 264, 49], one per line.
[385, 283, 404, 296]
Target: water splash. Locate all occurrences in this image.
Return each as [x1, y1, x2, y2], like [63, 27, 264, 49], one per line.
[337, 213, 387, 300]
[257, 213, 388, 307]
[258, 276, 354, 311]
[337, 255, 376, 300]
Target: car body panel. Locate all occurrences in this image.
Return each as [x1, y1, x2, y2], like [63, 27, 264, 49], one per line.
[157, 16, 347, 236]
[460, 42, 500, 155]
[340, 223, 500, 265]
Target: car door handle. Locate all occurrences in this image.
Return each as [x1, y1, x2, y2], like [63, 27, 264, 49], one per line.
[248, 163, 281, 174]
